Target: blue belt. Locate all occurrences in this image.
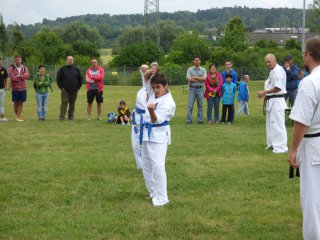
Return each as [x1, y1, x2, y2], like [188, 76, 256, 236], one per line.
[139, 121, 170, 146]
[132, 107, 146, 134]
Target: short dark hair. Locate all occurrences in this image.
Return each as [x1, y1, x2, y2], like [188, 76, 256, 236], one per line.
[14, 55, 22, 59]
[193, 55, 201, 60]
[151, 73, 167, 87]
[119, 100, 126, 105]
[209, 63, 218, 70]
[305, 37, 320, 63]
[225, 73, 232, 79]
[284, 55, 293, 61]
[225, 59, 232, 64]
[38, 65, 45, 69]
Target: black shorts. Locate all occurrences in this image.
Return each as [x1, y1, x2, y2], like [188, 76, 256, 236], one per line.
[12, 90, 27, 102]
[87, 89, 103, 104]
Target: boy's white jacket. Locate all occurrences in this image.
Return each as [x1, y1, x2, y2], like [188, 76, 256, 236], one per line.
[135, 87, 148, 110]
[131, 87, 148, 134]
[142, 79, 176, 144]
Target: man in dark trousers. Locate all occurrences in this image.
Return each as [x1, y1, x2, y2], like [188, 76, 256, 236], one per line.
[283, 55, 300, 108]
[56, 56, 83, 120]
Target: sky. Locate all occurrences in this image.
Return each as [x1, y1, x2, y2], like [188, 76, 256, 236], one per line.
[1, 0, 314, 25]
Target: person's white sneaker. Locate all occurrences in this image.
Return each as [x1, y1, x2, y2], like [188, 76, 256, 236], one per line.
[272, 149, 288, 154]
[152, 198, 169, 207]
[1, 118, 8, 122]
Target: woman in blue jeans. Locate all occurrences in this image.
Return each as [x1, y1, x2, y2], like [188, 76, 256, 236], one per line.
[204, 64, 223, 124]
[34, 65, 51, 120]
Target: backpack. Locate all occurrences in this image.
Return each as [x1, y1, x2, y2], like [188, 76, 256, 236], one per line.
[107, 112, 117, 123]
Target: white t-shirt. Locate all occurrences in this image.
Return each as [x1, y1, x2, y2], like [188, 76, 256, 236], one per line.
[143, 79, 176, 144]
[290, 65, 320, 135]
[15, 66, 21, 75]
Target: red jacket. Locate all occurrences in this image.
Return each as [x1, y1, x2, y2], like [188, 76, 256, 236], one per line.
[204, 72, 223, 99]
[8, 64, 29, 91]
[85, 66, 104, 92]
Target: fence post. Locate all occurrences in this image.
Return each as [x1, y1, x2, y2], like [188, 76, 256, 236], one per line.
[169, 67, 172, 86]
[33, 64, 35, 81]
[123, 66, 126, 85]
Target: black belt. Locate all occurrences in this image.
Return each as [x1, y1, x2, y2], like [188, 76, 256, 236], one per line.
[265, 94, 286, 100]
[304, 132, 320, 138]
[263, 94, 286, 115]
[189, 85, 203, 89]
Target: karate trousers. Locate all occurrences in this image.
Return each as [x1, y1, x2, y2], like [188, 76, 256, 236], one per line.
[131, 127, 142, 170]
[266, 106, 288, 153]
[298, 137, 320, 240]
[141, 141, 169, 206]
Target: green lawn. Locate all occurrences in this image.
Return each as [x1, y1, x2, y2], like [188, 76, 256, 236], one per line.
[99, 49, 113, 65]
[0, 81, 301, 239]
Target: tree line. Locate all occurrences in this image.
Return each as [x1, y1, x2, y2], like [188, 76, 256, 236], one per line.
[0, 2, 319, 70]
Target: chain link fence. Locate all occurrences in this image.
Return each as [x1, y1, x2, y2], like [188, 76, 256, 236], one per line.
[2, 62, 270, 85]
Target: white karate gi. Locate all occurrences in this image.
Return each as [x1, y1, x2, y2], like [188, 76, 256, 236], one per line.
[141, 79, 176, 206]
[131, 87, 147, 169]
[265, 64, 288, 153]
[290, 65, 320, 240]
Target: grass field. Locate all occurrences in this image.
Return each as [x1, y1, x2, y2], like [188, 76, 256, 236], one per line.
[99, 49, 113, 65]
[0, 81, 301, 239]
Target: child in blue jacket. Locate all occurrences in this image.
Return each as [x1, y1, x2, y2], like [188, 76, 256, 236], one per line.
[237, 75, 250, 116]
[220, 73, 236, 124]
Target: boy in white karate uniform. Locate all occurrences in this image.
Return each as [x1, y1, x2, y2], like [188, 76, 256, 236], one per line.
[131, 64, 149, 170]
[141, 66, 176, 207]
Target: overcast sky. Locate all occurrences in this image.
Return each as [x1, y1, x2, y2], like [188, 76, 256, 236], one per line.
[1, 0, 313, 25]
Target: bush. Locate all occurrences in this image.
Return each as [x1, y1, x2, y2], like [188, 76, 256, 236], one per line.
[129, 70, 143, 86]
[285, 38, 301, 51]
[161, 63, 188, 85]
[255, 39, 279, 49]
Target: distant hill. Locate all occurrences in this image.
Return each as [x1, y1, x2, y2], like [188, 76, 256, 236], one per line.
[8, 7, 305, 46]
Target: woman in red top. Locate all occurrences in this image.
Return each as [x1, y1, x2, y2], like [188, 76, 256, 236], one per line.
[204, 64, 223, 124]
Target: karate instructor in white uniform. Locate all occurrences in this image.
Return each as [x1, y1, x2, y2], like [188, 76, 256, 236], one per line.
[258, 53, 288, 153]
[288, 37, 320, 240]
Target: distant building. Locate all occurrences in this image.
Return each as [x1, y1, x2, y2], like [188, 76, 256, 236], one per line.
[263, 27, 310, 33]
[248, 32, 320, 45]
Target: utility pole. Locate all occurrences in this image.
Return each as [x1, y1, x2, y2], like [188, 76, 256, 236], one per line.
[144, 0, 160, 48]
[302, 0, 306, 52]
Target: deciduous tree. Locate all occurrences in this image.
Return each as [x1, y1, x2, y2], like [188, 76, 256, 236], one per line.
[0, 15, 7, 56]
[110, 42, 163, 67]
[307, 0, 320, 32]
[221, 16, 247, 52]
[168, 33, 211, 64]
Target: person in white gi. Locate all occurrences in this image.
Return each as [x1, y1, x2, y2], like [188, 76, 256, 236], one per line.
[257, 54, 288, 153]
[288, 37, 320, 240]
[131, 64, 149, 170]
[141, 66, 176, 207]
